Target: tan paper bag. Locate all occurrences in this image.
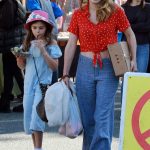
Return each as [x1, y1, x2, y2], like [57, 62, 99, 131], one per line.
[107, 42, 131, 76]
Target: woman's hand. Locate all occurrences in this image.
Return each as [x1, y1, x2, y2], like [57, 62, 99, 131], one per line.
[124, 27, 137, 72]
[61, 75, 70, 87]
[130, 59, 137, 72]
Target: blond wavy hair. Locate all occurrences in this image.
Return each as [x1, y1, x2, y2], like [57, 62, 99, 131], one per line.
[96, 0, 116, 22]
[81, 0, 116, 22]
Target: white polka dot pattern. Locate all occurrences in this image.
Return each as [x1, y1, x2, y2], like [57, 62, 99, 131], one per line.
[68, 4, 130, 52]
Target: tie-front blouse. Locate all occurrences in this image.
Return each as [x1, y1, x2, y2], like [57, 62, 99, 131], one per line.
[68, 4, 130, 67]
[68, 4, 130, 52]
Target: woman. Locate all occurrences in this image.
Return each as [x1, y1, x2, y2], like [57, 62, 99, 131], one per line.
[62, 0, 137, 149]
[122, 0, 150, 72]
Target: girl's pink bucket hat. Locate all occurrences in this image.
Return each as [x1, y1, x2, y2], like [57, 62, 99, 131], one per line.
[24, 10, 54, 30]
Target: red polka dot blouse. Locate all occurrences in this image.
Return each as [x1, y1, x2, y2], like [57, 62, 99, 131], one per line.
[68, 4, 130, 53]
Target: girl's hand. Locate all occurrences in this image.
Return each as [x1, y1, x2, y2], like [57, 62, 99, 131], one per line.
[130, 59, 137, 72]
[33, 40, 47, 54]
[16, 56, 26, 69]
[34, 40, 47, 49]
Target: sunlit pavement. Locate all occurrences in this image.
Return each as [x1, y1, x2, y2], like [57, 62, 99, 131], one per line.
[0, 88, 121, 150]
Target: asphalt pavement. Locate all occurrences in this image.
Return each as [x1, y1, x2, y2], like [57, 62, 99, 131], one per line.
[0, 87, 121, 150]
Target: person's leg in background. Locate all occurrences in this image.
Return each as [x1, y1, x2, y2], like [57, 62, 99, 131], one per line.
[136, 44, 149, 72]
[13, 56, 24, 100]
[0, 52, 14, 112]
[0, 52, 24, 112]
[146, 44, 150, 73]
[9, 52, 24, 112]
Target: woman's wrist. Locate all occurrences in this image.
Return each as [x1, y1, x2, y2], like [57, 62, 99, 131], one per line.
[61, 74, 70, 79]
[131, 57, 136, 62]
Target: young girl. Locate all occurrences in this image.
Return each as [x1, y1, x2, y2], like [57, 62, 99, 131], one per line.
[17, 10, 62, 150]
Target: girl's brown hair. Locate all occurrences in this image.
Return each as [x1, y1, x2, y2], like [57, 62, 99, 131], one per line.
[81, 0, 116, 22]
[23, 21, 52, 52]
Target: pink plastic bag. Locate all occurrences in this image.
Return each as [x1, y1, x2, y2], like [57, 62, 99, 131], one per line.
[58, 81, 83, 138]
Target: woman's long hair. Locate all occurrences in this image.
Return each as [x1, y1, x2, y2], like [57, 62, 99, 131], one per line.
[96, 0, 116, 22]
[80, 0, 116, 22]
[125, 0, 145, 7]
[23, 21, 52, 52]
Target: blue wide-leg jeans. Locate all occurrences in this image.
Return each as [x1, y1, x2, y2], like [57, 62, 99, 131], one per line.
[76, 55, 119, 150]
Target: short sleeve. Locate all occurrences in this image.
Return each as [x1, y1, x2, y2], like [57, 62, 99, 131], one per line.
[67, 11, 79, 37]
[115, 6, 130, 32]
[26, 0, 41, 11]
[47, 45, 62, 59]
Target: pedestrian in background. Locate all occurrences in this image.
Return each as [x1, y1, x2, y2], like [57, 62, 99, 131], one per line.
[62, 0, 137, 149]
[0, 0, 25, 113]
[122, 0, 150, 72]
[145, 0, 150, 73]
[17, 10, 62, 150]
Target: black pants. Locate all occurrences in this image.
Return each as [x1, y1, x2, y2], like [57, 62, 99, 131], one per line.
[1, 52, 24, 108]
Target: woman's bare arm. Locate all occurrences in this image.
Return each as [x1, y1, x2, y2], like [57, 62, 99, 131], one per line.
[63, 33, 78, 76]
[124, 27, 137, 71]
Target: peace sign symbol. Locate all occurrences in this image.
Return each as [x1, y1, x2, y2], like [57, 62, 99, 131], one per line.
[132, 90, 150, 150]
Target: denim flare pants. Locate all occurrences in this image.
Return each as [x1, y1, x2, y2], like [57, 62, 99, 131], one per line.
[76, 55, 119, 150]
